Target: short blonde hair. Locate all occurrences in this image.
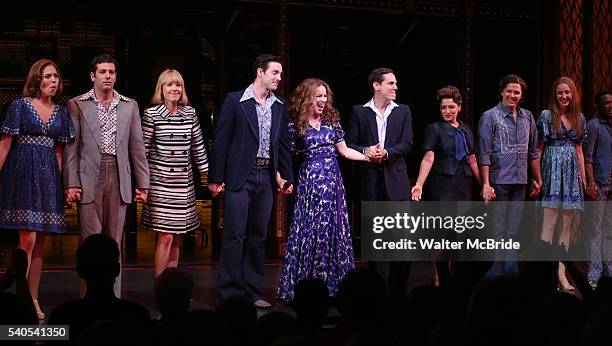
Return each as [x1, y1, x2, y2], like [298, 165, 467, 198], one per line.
[151, 69, 189, 105]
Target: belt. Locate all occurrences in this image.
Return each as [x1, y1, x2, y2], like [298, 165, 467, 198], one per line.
[254, 158, 271, 166]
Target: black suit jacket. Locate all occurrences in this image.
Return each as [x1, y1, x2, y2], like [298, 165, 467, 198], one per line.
[346, 103, 413, 201]
[209, 89, 293, 190]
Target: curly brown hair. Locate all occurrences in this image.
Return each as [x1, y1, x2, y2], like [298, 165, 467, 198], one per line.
[288, 78, 340, 136]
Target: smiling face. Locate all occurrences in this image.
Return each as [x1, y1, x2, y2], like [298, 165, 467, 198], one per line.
[373, 73, 398, 102]
[312, 85, 328, 116]
[90, 62, 117, 93]
[258, 61, 283, 91]
[555, 83, 572, 111]
[440, 98, 461, 125]
[600, 94, 612, 119]
[162, 80, 183, 104]
[39, 64, 60, 98]
[500, 82, 523, 109]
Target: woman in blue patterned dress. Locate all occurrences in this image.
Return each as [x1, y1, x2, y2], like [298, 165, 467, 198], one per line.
[0, 59, 75, 319]
[537, 76, 587, 291]
[276, 78, 369, 302]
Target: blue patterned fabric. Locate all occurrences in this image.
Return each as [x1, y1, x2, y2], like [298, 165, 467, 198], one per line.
[276, 122, 355, 302]
[0, 98, 75, 232]
[537, 110, 587, 210]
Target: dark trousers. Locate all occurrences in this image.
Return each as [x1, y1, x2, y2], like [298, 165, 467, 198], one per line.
[486, 184, 526, 277]
[217, 165, 273, 300]
[368, 169, 412, 303]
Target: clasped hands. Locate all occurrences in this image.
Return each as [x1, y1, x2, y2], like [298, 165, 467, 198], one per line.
[64, 187, 148, 203]
[364, 144, 387, 163]
[208, 174, 293, 198]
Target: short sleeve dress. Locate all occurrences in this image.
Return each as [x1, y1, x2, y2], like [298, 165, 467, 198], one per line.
[537, 110, 587, 210]
[276, 122, 355, 302]
[0, 98, 75, 232]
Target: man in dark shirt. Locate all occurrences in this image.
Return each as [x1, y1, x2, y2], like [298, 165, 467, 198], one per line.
[584, 90, 612, 285]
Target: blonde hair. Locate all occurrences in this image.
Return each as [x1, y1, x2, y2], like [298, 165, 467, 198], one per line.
[151, 69, 189, 105]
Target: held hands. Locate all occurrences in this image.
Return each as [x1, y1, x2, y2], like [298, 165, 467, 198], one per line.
[64, 187, 82, 204]
[529, 179, 542, 198]
[276, 175, 293, 195]
[411, 184, 423, 201]
[364, 144, 386, 162]
[585, 183, 597, 200]
[481, 184, 496, 204]
[134, 188, 148, 203]
[208, 182, 225, 198]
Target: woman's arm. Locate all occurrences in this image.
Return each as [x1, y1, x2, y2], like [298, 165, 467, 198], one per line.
[411, 151, 434, 201]
[576, 143, 587, 189]
[0, 135, 14, 172]
[335, 140, 369, 161]
[468, 154, 481, 185]
[55, 143, 63, 175]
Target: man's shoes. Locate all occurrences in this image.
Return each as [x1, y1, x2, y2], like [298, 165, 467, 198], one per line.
[253, 299, 272, 308]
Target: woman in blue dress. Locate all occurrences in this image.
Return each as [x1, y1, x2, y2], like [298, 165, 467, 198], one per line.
[537, 76, 587, 291]
[277, 78, 369, 302]
[0, 59, 75, 319]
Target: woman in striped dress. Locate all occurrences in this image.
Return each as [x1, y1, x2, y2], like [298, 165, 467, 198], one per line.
[141, 69, 208, 276]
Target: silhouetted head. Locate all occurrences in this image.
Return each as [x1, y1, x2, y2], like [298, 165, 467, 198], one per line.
[215, 295, 257, 345]
[336, 267, 386, 323]
[155, 268, 194, 320]
[76, 234, 120, 284]
[249, 311, 301, 346]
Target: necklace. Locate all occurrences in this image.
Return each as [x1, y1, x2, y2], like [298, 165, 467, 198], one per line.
[309, 119, 321, 130]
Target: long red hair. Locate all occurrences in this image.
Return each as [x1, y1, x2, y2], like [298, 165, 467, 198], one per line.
[549, 76, 582, 136]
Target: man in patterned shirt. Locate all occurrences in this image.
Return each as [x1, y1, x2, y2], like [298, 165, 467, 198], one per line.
[478, 74, 542, 277]
[63, 54, 150, 297]
[209, 54, 293, 308]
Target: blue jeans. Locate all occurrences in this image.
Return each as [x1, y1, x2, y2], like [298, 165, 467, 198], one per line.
[486, 184, 526, 277]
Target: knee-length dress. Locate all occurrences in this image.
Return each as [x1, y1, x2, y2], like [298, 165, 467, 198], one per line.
[276, 122, 355, 302]
[0, 98, 75, 233]
[537, 110, 587, 210]
[140, 104, 208, 233]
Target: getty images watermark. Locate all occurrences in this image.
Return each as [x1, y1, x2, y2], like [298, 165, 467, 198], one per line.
[360, 201, 610, 262]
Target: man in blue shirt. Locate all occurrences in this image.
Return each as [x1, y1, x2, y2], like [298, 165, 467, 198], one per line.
[584, 90, 612, 286]
[478, 74, 542, 276]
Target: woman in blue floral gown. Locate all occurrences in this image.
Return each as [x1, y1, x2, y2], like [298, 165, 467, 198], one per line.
[277, 78, 369, 302]
[0, 59, 75, 319]
[537, 76, 587, 291]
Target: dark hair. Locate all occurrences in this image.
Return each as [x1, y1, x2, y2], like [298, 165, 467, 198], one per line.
[253, 54, 281, 78]
[498, 74, 527, 101]
[76, 234, 120, 282]
[594, 90, 612, 117]
[22, 59, 63, 97]
[89, 53, 118, 75]
[436, 85, 463, 106]
[368, 67, 394, 93]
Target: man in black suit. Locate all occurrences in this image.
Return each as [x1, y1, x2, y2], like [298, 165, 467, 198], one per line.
[346, 67, 413, 302]
[209, 54, 293, 308]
